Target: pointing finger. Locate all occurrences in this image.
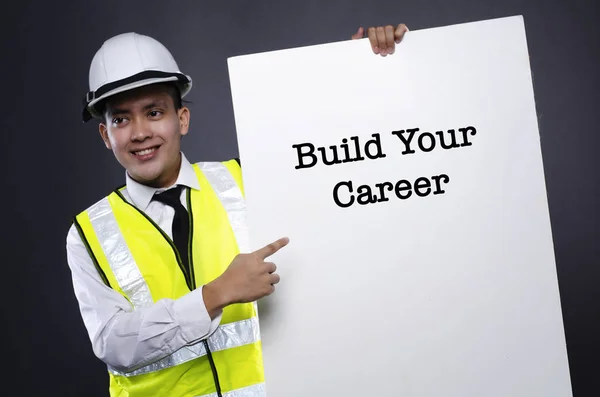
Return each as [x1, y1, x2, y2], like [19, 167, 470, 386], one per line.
[255, 237, 289, 260]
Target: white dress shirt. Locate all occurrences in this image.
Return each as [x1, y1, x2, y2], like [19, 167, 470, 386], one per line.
[65, 152, 223, 373]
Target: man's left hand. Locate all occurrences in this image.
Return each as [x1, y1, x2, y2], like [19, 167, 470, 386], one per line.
[351, 24, 409, 56]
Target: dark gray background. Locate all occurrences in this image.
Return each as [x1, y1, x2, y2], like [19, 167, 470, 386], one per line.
[2, 0, 598, 395]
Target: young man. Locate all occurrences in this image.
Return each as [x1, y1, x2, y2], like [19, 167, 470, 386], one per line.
[67, 23, 408, 397]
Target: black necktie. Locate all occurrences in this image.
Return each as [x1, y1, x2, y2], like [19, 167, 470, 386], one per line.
[152, 185, 191, 284]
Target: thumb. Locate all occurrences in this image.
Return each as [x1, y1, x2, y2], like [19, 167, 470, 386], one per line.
[394, 24, 409, 44]
[351, 27, 364, 40]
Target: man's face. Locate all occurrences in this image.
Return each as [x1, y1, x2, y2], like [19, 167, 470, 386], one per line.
[99, 84, 190, 188]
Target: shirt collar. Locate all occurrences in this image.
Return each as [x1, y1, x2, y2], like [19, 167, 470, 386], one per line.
[125, 152, 200, 211]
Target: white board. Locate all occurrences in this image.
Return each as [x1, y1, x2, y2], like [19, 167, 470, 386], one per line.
[227, 15, 572, 397]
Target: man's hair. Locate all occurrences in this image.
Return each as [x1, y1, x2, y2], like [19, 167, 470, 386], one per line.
[98, 82, 183, 124]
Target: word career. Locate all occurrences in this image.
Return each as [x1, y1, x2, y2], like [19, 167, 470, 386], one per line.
[291, 126, 477, 208]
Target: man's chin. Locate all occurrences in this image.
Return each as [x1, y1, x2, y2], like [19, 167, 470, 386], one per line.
[127, 168, 164, 187]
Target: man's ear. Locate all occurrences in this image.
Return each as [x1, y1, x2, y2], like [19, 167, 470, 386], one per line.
[178, 106, 190, 137]
[99, 123, 112, 150]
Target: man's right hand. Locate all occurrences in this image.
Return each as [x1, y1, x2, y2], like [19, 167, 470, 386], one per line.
[203, 237, 290, 318]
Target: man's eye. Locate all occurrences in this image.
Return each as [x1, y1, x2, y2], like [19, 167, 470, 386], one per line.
[112, 117, 125, 125]
[149, 110, 162, 117]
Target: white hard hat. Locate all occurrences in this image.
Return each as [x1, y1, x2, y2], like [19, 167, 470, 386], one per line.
[82, 32, 192, 122]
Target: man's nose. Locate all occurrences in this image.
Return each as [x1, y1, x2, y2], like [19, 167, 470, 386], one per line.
[130, 120, 152, 141]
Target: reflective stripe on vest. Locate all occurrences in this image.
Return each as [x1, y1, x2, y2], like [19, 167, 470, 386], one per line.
[198, 162, 250, 253]
[108, 316, 260, 377]
[199, 382, 266, 397]
[77, 160, 265, 397]
[87, 196, 152, 309]
[198, 162, 259, 317]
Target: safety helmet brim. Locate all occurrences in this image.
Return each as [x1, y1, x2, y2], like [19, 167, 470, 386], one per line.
[82, 70, 192, 123]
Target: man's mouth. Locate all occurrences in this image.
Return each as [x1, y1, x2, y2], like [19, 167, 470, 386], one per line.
[132, 146, 160, 158]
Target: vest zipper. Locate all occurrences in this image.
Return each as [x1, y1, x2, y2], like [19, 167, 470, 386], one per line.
[185, 190, 223, 397]
[204, 340, 223, 397]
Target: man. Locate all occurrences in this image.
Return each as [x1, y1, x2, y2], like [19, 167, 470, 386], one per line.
[66, 23, 408, 397]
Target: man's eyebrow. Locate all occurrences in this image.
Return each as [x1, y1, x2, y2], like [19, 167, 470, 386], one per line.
[143, 99, 168, 110]
[107, 107, 129, 116]
[107, 99, 169, 116]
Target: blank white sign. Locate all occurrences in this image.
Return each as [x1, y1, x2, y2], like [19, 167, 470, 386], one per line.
[227, 15, 572, 397]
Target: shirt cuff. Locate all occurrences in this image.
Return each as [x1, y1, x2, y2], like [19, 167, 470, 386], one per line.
[173, 286, 223, 344]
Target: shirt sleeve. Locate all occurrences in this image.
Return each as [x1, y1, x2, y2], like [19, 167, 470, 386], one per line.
[65, 223, 223, 373]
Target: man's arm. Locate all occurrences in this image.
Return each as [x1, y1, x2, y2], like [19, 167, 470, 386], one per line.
[65, 224, 223, 373]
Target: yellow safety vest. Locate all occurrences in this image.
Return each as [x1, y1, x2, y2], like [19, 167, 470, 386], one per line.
[74, 160, 265, 397]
